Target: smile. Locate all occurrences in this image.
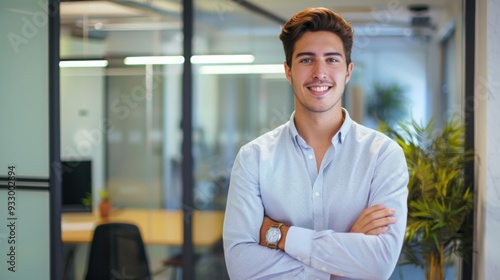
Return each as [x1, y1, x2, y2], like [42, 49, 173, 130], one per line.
[307, 85, 332, 96]
[309, 86, 330, 92]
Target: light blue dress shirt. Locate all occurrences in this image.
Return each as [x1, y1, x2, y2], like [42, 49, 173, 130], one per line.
[223, 109, 409, 280]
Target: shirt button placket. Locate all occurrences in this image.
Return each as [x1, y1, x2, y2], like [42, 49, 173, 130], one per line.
[312, 175, 323, 229]
[306, 152, 317, 184]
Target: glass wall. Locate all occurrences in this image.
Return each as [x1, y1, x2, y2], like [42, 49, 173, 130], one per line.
[190, 2, 294, 278]
[60, 1, 184, 278]
[192, 0, 293, 211]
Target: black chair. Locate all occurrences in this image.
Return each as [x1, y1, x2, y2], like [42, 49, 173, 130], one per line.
[154, 238, 228, 280]
[85, 223, 151, 280]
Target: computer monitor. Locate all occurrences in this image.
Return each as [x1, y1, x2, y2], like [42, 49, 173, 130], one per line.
[61, 160, 92, 213]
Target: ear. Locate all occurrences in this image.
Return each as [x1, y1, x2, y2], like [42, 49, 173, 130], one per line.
[345, 62, 354, 84]
[284, 62, 292, 84]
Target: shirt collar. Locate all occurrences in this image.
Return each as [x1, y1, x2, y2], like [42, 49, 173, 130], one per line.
[288, 108, 353, 147]
[338, 108, 352, 144]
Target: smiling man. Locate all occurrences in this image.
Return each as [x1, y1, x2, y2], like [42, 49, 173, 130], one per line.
[223, 7, 409, 280]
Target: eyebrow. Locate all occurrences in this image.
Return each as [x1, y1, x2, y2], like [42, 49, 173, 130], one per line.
[295, 52, 344, 58]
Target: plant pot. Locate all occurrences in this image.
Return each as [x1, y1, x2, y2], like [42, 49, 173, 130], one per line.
[99, 200, 111, 218]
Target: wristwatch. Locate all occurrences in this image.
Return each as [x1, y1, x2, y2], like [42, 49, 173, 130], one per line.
[265, 223, 284, 249]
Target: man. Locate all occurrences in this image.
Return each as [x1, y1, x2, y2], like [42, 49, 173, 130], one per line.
[223, 7, 408, 280]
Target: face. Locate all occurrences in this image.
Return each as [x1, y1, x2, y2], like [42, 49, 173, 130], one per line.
[285, 31, 353, 115]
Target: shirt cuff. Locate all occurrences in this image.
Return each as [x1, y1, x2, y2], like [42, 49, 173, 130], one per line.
[284, 226, 314, 265]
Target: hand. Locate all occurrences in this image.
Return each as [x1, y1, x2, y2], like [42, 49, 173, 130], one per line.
[259, 216, 289, 250]
[350, 204, 396, 235]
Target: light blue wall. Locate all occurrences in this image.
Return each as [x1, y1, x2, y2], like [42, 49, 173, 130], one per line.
[60, 67, 105, 210]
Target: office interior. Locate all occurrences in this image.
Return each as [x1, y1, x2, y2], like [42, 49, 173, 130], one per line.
[0, 0, 498, 279]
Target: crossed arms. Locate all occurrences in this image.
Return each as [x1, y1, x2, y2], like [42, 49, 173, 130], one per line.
[259, 205, 398, 278]
[259, 204, 397, 250]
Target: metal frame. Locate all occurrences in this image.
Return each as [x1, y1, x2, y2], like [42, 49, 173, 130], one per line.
[49, 0, 62, 279]
[462, 0, 475, 279]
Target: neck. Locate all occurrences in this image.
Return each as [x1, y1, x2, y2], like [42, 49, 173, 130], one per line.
[294, 107, 344, 147]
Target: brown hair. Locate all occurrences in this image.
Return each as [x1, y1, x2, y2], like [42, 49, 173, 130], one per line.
[279, 7, 354, 67]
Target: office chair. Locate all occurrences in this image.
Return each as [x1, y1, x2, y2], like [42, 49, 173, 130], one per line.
[85, 223, 151, 280]
[154, 238, 228, 280]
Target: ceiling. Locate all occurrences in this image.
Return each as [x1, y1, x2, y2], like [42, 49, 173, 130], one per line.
[60, 0, 453, 37]
[243, 0, 452, 23]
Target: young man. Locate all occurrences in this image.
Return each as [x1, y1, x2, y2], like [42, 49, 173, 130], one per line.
[223, 7, 408, 279]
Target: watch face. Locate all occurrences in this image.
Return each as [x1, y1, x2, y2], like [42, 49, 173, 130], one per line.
[266, 227, 281, 244]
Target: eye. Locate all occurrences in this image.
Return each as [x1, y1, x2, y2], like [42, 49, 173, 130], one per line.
[300, 58, 313, 63]
[327, 57, 339, 63]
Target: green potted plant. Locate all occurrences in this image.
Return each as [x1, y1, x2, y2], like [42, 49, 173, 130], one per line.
[380, 117, 474, 280]
[98, 189, 111, 218]
[367, 82, 408, 128]
[81, 192, 92, 210]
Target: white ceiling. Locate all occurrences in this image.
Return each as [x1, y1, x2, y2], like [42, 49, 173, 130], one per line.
[247, 0, 452, 22]
[60, 0, 453, 37]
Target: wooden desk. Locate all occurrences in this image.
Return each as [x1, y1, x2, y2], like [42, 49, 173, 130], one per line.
[62, 209, 224, 247]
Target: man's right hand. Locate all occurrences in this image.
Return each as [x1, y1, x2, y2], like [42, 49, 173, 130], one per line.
[349, 204, 396, 235]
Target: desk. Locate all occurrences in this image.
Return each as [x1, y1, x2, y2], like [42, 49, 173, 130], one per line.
[62, 209, 224, 247]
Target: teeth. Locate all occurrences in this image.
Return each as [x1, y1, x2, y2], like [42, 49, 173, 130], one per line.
[310, 86, 329, 92]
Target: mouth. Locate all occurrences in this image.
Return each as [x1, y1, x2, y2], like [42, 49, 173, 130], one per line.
[308, 85, 332, 95]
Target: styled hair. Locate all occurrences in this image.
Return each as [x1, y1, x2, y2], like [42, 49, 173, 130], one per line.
[279, 7, 354, 67]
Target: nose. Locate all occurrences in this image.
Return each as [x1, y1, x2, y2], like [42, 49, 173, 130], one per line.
[312, 61, 327, 80]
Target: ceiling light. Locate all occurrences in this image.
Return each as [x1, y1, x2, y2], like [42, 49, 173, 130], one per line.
[124, 56, 185, 65]
[198, 64, 284, 75]
[124, 54, 255, 65]
[59, 60, 108, 68]
[191, 54, 254, 64]
[88, 22, 181, 31]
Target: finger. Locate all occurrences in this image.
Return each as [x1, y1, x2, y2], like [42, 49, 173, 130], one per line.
[368, 216, 396, 228]
[366, 226, 389, 235]
[366, 217, 396, 233]
[351, 205, 396, 233]
[357, 205, 388, 224]
[360, 204, 386, 216]
[352, 215, 396, 233]
[358, 208, 395, 226]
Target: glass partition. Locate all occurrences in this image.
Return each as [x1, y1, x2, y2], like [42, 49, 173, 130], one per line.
[191, 3, 294, 277]
[60, 1, 184, 278]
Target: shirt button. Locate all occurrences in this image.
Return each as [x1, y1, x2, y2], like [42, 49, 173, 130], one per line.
[296, 256, 302, 261]
[315, 192, 320, 196]
[308, 154, 313, 160]
[321, 267, 327, 271]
